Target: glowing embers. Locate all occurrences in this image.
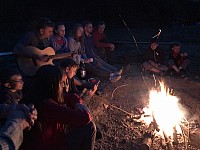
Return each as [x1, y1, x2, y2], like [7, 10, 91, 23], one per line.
[141, 82, 189, 149]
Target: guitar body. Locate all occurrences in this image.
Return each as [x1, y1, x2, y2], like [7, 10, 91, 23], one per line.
[17, 46, 55, 76]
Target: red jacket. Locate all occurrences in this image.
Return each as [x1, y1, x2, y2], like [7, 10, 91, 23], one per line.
[92, 29, 110, 48]
[30, 94, 91, 150]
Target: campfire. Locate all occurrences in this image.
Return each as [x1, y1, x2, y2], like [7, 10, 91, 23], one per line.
[139, 81, 190, 150]
[103, 80, 200, 149]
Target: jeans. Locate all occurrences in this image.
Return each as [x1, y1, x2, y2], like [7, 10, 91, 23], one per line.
[143, 61, 168, 71]
[85, 58, 118, 78]
[168, 58, 190, 69]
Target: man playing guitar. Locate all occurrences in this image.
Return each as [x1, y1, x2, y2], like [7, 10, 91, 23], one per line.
[13, 17, 54, 62]
[13, 17, 73, 77]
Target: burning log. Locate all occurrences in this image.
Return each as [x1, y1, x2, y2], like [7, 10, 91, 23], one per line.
[139, 122, 154, 150]
[140, 133, 152, 150]
[172, 126, 178, 146]
[163, 131, 175, 150]
[189, 128, 200, 148]
[152, 113, 160, 132]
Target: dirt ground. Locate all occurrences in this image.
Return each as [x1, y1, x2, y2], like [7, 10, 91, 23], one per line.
[88, 62, 200, 150]
[83, 25, 200, 150]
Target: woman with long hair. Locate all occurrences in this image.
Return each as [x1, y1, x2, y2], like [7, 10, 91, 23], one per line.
[30, 65, 96, 150]
[68, 23, 92, 65]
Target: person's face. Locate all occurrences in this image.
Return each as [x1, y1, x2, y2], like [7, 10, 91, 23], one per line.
[60, 73, 66, 92]
[56, 25, 65, 37]
[66, 67, 77, 79]
[84, 24, 93, 34]
[40, 27, 54, 39]
[150, 42, 158, 50]
[76, 27, 84, 37]
[7, 75, 24, 91]
[172, 45, 181, 54]
[97, 24, 105, 34]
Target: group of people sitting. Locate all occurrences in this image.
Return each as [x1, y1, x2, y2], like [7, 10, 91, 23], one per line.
[0, 17, 120, 150]
[0, 17, 193, 150]
[143, 38, 191, 78]
[14, 18, 123, 84]
[0, 64, 97, 150]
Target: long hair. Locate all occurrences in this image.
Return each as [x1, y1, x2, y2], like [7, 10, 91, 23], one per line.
[70, 23, 84, 47]
[33, 65, 64, 104]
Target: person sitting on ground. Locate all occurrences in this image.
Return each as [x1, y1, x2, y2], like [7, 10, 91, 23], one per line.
[12, 17, 55, 99]
[68, 23, 93, 65]
[13, 17, 55, 62]
[60, 58, 98, 105]
[0, 68, 24, 104]
[66, 24, 99, 90]
[93, 21, 115, 65]
[50, 22, 68, 54]
[28, 65, 96, 150]
[168, 42, 190, 78]
[143, 38, 168, 76]
[0, 104, 37, 150]
[82, 20, 123, 83]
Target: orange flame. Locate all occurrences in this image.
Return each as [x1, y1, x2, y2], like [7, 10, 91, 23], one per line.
[143, 81, 186, 138]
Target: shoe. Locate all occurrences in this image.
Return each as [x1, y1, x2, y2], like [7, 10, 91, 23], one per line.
[109, 74, 121, 83]
[176, 71, 185, 78]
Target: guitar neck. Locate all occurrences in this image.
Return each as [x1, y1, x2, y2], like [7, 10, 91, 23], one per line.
[49, 52, 73, 60]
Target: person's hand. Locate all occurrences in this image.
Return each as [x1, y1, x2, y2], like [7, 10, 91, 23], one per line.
[87, 81, 99, 97]
[27, 104, 38, 126]
[14, 104, 37, 129]
[75, 103, 90, 113]
[108, 44, 115, 51]
[89, 84, 98, 96]
[183, 52, 188, 57]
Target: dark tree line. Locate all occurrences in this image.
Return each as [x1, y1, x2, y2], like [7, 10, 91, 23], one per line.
[0, 0, 200, 31]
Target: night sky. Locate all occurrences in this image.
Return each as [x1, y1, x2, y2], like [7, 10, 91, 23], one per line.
[1, 0, 200, 31]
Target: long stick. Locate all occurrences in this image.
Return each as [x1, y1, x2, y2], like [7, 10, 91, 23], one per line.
[119, 14, 140, 54]
[109, 104, 137, 117]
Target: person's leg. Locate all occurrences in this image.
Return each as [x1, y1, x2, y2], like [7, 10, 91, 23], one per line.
[168, 59, 185, 77]
[85, 62, 121, 83]
[66, 121, 96, 150]
[168, 59, 179, 72]
[97, 58, 118, 72]
[97, 48, 106, 61]
[143, 61, 161, 73]
[179, 58, 190, 70]
[85, 63, 110, 78]
[158, 64, 168, 72]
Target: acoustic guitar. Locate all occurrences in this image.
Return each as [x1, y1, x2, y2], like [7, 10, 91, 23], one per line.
[17, 46, 74, 76]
